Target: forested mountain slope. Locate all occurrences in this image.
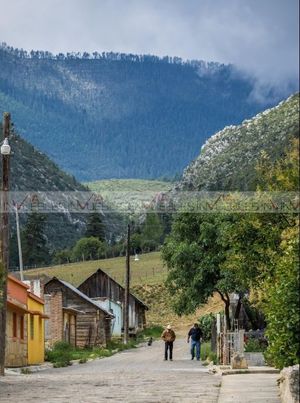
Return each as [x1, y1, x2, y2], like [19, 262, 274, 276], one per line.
[0, 43, 283, 181]
[0, 121, 118, 259]
[176, 93, 299, 191]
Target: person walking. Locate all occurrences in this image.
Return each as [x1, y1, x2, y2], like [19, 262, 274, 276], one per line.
[161, 324, 176, 361]
[187, 323, 203, 361]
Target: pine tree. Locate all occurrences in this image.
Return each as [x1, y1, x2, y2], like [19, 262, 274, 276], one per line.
[85, 212, 105, 241]
[22, 212, 51, 267]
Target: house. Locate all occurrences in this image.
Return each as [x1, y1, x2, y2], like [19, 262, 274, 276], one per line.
[5, 275, 29, 367]
[27, 291, 48, 365]
[91, 297, 122, 337]
[78, 269, 148, 334]
[44, 277, 114, 348]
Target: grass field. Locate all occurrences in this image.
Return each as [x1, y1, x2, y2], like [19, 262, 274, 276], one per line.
[84, 179, 172, 213]
[23, 251, 223, 334]
[24, 252, 166, 287]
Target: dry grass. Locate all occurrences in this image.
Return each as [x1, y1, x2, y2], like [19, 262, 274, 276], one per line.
[24, 252, 166, 287]
[24, 251, 223, 334]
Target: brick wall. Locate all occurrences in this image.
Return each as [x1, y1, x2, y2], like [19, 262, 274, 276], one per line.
[46, 291, 63, 346]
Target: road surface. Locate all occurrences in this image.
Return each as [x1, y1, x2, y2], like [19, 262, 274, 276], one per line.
[0, 339, 221, 403]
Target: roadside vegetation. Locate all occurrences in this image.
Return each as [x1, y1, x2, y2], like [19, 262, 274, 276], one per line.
[162, 137, 299, 369]
[46, 326, 164, 367]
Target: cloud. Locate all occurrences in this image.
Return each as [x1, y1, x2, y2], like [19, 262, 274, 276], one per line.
[0, 0, 298, 99]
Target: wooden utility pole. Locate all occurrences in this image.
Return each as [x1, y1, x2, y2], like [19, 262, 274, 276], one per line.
[0, 112, 11, 376]
[123, 223, 130, 344]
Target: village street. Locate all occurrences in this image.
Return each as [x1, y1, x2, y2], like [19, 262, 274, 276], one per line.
[0, 339, 221, 403]
[0, 338, 282, 403]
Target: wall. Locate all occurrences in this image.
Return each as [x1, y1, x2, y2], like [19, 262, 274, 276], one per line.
[44, 291, 63, 346]
[5, 309, 27, 367]
[95, 299, 122, 337]
[27, 294, 45, 365]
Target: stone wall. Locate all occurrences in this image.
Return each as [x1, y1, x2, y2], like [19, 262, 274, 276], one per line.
[278, 365, 299, 403]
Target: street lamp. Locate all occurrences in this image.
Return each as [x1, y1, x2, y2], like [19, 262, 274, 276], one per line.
[1, 138, 11, 156]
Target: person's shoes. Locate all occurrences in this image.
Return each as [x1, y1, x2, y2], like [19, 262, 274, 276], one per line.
[191, 357, 194, 360]
[197, 358, 200, 361]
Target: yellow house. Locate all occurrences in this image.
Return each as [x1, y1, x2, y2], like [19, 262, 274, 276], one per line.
[27, 292, 48, 365]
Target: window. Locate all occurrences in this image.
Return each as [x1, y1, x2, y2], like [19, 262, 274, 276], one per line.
[20, 316, 24, 340]
[30, 315, 34, 340]
[12, 312, 17, 338]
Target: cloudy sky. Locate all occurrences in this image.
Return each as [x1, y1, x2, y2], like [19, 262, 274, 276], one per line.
[0, 0, 298, 97]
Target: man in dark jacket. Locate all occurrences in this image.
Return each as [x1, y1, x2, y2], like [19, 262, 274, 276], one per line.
[187, 323, 203, 361]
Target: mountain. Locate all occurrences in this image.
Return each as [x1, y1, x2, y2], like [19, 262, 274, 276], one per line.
[0, 43, 285, 181]
[0, 121, 121, 267]
[176, 93, 299, 191]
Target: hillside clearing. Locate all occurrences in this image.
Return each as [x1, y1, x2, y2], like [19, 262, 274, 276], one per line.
[22, 251, 223, 333]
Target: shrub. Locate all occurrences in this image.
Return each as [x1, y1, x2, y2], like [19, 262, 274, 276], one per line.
[244, 338, 267, 353]
[140, 325, 164, 339]
[263, 226, 300, 369]
[199, 313, 215, 341]
[45, 341, 72, 366]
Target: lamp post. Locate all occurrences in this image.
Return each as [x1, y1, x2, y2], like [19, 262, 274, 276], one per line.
[0, 112, 11, 376]
[15, 204, 24, 281]
[123, 223, 130, 344]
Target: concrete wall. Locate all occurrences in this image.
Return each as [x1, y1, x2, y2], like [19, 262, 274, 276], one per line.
[278, 365, 299, 403]
[5, 309, 28, 367]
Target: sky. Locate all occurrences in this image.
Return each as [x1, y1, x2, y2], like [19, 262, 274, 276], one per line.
[0, 0, 299, 99]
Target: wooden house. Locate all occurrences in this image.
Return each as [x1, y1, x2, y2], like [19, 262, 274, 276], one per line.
[44, 277, 114, 348]
[78, 269, 148, 334]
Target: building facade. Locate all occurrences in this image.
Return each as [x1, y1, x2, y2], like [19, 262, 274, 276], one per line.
[44, 277, 114, 348]
[78, 269, 148, 334]
[5, 276, 29, 367]
[27, 292, 48, 365]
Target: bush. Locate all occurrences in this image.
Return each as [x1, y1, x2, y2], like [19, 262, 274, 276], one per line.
[45, 341, 72, 366]
[263, 226, 300, 369]
[244, 338, 267, 352]
[72, 237, 103, 261]
[140, 325, 164, 339]
[199, 313, 215, 341]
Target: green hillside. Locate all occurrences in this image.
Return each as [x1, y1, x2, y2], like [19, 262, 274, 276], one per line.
[178, 93, 299, 191]
[24, 251, 166, 287]
[85, 179, 172, 212]
[23, 251, 223, 331]
[0, 43, 281, 181]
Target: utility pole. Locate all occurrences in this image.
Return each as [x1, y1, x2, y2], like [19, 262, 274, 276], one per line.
[123, 223, 130, 344]
[15, 205, 24, 281]
[0, 112, 11, 376]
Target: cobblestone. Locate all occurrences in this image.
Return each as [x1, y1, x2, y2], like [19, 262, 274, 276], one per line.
[0, 339, 221, 403]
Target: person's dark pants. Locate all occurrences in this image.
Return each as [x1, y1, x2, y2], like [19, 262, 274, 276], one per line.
[164, 341, 173, 360]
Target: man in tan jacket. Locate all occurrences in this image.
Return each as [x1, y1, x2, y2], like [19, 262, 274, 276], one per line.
[161, 324, 176, 361]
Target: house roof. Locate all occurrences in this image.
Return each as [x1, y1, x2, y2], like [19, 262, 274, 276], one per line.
[8, 274, 29, 289]
[79, 268, 149, 310]
[45, 277, 114, 318]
